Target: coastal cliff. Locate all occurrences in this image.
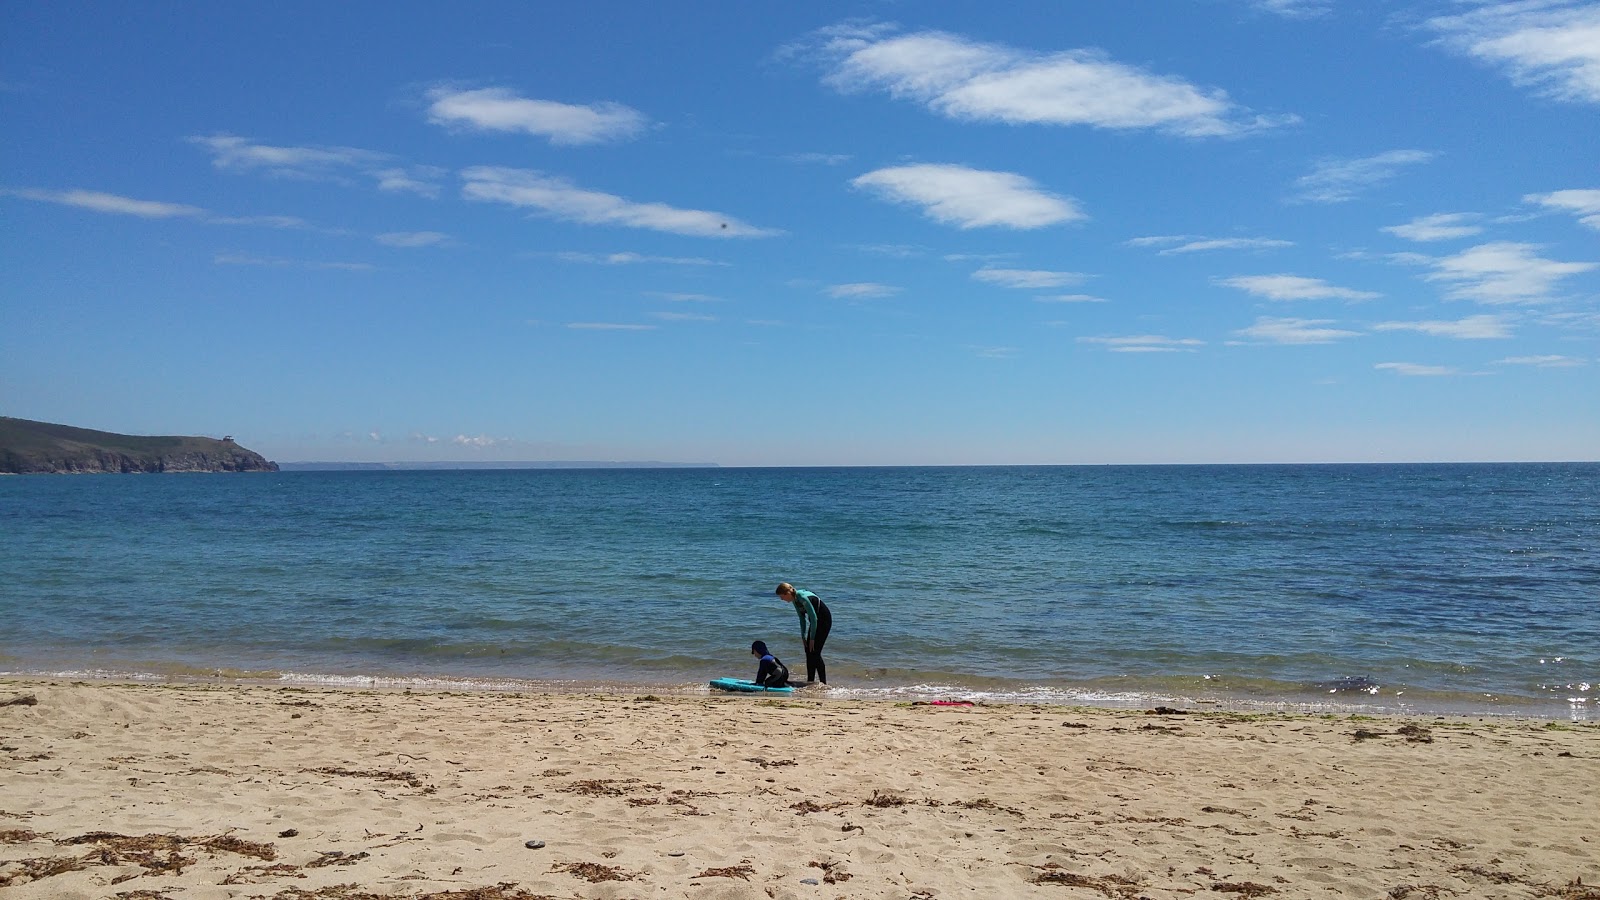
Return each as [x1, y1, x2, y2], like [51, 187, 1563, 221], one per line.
[0, 417, 278, 474]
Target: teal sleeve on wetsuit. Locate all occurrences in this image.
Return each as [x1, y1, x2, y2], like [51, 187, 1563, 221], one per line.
[793, 589, 819, 640]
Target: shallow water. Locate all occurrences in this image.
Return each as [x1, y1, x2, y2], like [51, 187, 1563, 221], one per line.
[2, 464, 1595, 718]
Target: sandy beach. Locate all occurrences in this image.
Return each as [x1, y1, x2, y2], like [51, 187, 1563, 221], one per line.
[2, 680, 1596, 900]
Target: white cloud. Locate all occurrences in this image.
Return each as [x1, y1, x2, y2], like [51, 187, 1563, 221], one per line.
[214, 252, 372, 271]
[827, 282, 901, 299]
[1078, 334, 1204, 352]
[567, 322, 658, 331]
[375, 231, 450, 248]
[425, 86, 648, 145]
[1292, 150, 1435, 203]
[1219, 274, 1381, 301]
[1495, 354, 1586, 367]
[1375, 362, 1459, 377]
[1427, 1, 1600, 104]
[971, 345, 1018, 359]
[853, 164, 1083, 230]
[972, 267, 1084, 289]
[452, 434, 501, 447]
[553, 251, 726, 266]
[1235, 316, 1360, 344]
[1160, 236, 1292, 254]
[189, 133, 383, 177]
[809, 25, 1285, 136]
[1382, 212, 1483, 242]
[12, 187, 204, 218]
[1424, 241, 1596, 304]
[1373, 314, 1513, 339]
[647, 291, 725, 302]
[209, 214, 310, 229]
[784, 152, 852, 165]
[374, 166, 445, 198]
[1035, 293, 1108, 303]
[651, 311, 717, 322]
[462, 166, 776, 237]
[1525, 188, 1600, 229]
[1255, 0, 1331, 18]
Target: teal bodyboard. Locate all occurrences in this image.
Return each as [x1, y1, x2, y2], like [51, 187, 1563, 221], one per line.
[710, 677, 793, 694]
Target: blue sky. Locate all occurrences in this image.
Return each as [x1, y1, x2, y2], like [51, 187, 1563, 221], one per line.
[3, 1, 1596, 465]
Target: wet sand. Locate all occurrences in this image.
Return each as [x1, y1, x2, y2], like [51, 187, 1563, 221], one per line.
[2, 679, 1596, 899]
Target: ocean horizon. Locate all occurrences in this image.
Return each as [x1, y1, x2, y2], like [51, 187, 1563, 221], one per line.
[3, 462, 1594, 719]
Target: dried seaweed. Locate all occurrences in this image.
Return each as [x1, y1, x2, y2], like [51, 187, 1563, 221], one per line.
[809, 859, 852, 884]
[559, 778, 658, 797]
[310, 767, 427, 789]
[694, 864, 755, 880]
[1212, 882, 1278, 896]
[864, 790, 908, 808]
[1031, 866, 1143, 897]
[0, 854, 87, 887]
[548, 860, 635, 882]
[307, 850, 370, 868]
[0, 828, 40, 843]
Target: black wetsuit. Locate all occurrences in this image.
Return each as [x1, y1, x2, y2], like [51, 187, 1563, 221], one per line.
[754, 653, 789, 688]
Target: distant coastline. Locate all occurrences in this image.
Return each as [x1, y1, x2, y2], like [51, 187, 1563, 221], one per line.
[278, 460, 720, 471]
[0, 417, 277, 474]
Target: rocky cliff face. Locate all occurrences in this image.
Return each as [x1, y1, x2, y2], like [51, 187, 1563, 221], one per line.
[23, 448, 279, 474]
[0, 417, 279, 474]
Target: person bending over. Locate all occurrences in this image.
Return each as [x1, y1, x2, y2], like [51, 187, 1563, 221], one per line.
[775, 582, 832, 685]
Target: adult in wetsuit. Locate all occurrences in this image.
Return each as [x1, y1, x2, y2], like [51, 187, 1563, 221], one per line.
[750, 640, 789, 688]
[775, 582, 832, 685]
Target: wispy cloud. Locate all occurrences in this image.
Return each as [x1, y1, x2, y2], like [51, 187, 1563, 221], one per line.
[11, 187, 204, 218]
[1423, 241, 1596, 304]
[1426, 1, 1600, 104]
[1035, 293, 1108, 303]
[462, 167, 777, 237]
[425, 86, 648, 145]
[1494, 354, 1586, 367]
[803, 24, 1288, 136]
[1235, 316, 1360, 344]
[827, 282, 901, 299]
[214, 252, 372, 271]
[375, 231, 451, 248]
[1129, 234, 1293, 254]
[646, 291, 725, 302]
[189, 133, 384, 178]
[374, 166, 445, 198]
[1375, 362, 1460, 377]
[784, 151, 852, 165]
[552, 251, 726, 266]
[970, 345, 1019, 359]
[972, 267, 1084, 289]
[566, 322, 658, 331]
[1219, 274, 1381, 301]
[1078, 334, 1204, 352]
[1373, 314, 1513, 339]
[1525, 188, 1600, 229]
[1382, 212, 1483, 242]
[13, 188, 326, 232]
[1292, 150, 1435, 203]
[1254, 0, 1331, 18]
[650, 311, 717, 322]
[853, 164, 1083, 230]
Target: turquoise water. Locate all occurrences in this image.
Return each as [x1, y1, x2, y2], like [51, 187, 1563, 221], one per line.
[2, 464, 1595, 718]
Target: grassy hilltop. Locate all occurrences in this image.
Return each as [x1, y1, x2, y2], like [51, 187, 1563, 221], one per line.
[0, 417, 278, 474]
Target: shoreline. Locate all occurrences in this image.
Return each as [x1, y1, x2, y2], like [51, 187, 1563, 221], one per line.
[2, 664, 1591, 722]
[3, 678, 1597, 899]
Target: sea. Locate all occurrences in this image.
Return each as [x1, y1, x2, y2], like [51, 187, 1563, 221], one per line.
[2, 464, 1595, 720]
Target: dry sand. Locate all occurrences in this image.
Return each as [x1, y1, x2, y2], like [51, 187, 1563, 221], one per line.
[1, 679, 1596, 900]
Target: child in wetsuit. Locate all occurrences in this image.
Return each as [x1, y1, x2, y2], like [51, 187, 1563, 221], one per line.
[750, 640, 789, 688]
